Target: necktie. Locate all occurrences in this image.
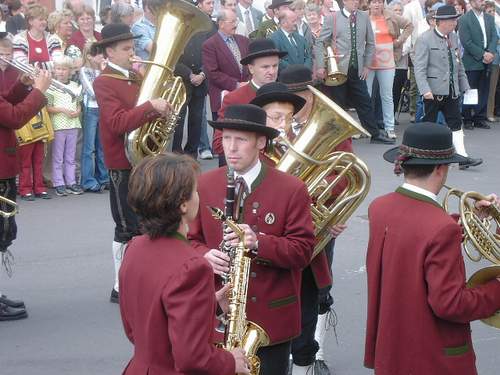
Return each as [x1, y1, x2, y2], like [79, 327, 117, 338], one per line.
[244, 9, 254, 34]
[227, 37, 242, 72]
[234, 176, 249, 221]
[288, 33, 297, 49]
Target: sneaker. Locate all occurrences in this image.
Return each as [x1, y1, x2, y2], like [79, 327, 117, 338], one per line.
[386, 130, 397, 139]
[20, 193, 35, 201]
[199, 149, 213, 160]
[67, 184, 84, 195]
[54, 186, 67, 196]
[35, 192, 51, 199]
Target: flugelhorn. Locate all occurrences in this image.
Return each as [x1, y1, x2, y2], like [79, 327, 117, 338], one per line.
[0, 57, 82, 100]
[0, 195, 18, 219]
[443, 185, 500, 328]
[324, 46, 347, 86]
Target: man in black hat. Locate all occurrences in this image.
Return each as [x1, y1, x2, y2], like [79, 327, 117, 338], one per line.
[252, 0, 292, 39]
[93, 23, 172, 304]
[414, 5, 482, 170]
[212, 38, 286, 164]
[189, 104, 316, 375]
[365, 122, 500, 374]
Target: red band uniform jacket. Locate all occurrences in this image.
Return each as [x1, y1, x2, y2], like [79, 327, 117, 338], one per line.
[188, 164, 316, 344]
[119, 234, 235, 375]
[0, 80, 47, 179]
[93, 65, 159, 170]
[364, 187, 500, 375]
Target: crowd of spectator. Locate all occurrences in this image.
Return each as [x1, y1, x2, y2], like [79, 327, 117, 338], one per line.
[1, 0, 498, 200]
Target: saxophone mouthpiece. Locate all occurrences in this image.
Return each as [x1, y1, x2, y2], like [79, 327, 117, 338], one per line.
[208, 206, 226, 221]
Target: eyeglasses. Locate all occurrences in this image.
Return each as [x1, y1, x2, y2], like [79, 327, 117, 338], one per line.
[267, 113, 294, 124]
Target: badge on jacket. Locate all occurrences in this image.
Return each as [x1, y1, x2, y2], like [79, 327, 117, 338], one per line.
[264, 212, 275, 225]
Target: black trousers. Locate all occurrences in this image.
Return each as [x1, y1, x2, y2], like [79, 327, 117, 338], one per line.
[257, 340, 291, 375]
[291, 240, 335, 366]
[172, 85, 205, 158]
[318, 240, 335, 314]
[393, 68, 408, 114]
[324, 67, 380, 137]
[462, 68, 490, 124]
[291, 266, 320, 366]
[0, 178, 17, 252]
[423, 95, 462, 131]
[109, 169, 139, 243]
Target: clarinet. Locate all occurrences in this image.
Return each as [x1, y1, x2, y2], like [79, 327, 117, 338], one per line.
[221, 167, 235, 285]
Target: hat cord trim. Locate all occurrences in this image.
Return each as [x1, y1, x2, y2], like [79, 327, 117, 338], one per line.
[394, 144, 455, 175]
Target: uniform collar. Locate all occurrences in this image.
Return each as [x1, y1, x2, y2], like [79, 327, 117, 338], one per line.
[342, 8, 354, 18]
[434, 27, 448, 39]
[107, 61, 130, 78]
[235, 159, 262, 194]
[397, 183, 442, 209]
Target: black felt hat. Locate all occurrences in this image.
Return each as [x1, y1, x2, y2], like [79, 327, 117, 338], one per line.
[208, 104, 280, 139]
[383, 123, 467, 173]
[268, 0, 293, 10]
[279, 65, 314, 92]
[240, 39, 287, 65]
[250, 82, 306, 114]
[433, 4, 460, 19]
[91, 23, 139, 53]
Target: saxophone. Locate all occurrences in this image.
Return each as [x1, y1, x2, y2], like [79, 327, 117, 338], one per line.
[209, 206, 270, 375]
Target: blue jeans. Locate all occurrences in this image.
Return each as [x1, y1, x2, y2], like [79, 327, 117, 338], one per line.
[198, 99, 211, 152]
[81, 106, 108, 190]
[366, 69, 395, 132]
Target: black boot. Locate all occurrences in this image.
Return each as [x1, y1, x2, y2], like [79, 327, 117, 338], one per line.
[0, 302, 28, 321]
[110, 289, 119, 304]
[0, 294, 25, 308]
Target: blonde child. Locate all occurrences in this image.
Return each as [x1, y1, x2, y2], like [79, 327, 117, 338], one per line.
[46, 56, 83, 196]
[79, 41, 108, 192]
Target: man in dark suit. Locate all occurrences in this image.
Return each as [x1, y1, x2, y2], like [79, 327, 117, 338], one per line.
[270, 9, 312, 72]
[458, 0, 498, 130]
[173, 0, 217, 159]
[203, 9, 250, 121]
[236, 0, 264, 36]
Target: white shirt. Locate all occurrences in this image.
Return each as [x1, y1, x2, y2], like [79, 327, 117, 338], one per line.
[473, 10, 488, 49]
[235, 159, 262, 194]
[106, 61, 129, 78]
[401, 182, 438, 203]
[239, 3, 255, 32]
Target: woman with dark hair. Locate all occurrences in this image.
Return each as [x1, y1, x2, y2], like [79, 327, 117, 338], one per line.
[119, 153, 249, 375]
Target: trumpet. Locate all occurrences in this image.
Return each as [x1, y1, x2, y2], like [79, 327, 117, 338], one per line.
[0, 195, 18, 219]
[0, 57, 82, 100]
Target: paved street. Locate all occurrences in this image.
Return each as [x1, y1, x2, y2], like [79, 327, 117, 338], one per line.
[1, 115, 499, 375]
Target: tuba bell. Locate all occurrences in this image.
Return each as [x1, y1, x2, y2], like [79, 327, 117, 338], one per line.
[125, 0, 212, 165]
[267, 85, 371, 258]
[443, 185, 500, 328]
[324, 46, 347, 86]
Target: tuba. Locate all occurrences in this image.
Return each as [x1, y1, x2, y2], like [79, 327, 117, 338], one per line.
[324, 46, 347, 86]
[267, 85, 371, 258]
[210, 207, 270, 375]
[125, 0, 212, 165]
[443, 185, 500, 328]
